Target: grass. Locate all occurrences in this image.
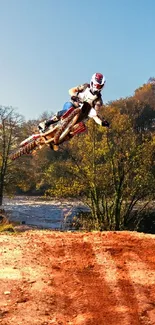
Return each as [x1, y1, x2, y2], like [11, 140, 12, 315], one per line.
[0, 213, 15, 232]
[0, 223, 15, 232]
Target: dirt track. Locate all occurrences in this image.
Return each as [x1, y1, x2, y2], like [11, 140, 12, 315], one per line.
[0, 230, 155, 325]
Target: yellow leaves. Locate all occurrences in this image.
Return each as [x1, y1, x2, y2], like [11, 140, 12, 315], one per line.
[51, 176, 85, 197]
[134, 82, 155, 109]
[134, 83, 152, 99]
[152, 135, 155, 145]
[111, 114, 129, 132]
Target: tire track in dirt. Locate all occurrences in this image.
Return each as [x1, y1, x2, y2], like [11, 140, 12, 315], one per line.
[92, 235, 141, 324]
[35, 233, 120, 324]
[0, 231, 155, 325]
[126, 253, 155, 324]
[91, 232, 155, 325]
[92, 235, 132, 324]
[65, 235, 125, 325]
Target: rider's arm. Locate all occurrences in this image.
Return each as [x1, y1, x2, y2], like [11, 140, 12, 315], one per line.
[94, 97, 109, 126]
[89, 109, 103, 125]
[69, 83, 88, 96]
[92, 115, 103, 125]
[94, 98, 103, 111]
[88, 106, 109, 127]
[91, 113, 109, 127]
[69, 87, 79, 96]
[90, 99, 103, 124]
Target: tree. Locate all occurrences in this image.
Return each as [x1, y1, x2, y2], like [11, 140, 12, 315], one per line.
[105, 107, 155, 230]
[0, 106, 23, 206]
[42, 104, 155, 231]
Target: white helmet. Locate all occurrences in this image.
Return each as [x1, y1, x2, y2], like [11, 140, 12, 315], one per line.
[90, 73, 106, 94]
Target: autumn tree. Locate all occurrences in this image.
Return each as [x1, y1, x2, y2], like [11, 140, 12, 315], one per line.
[41, 103, 155, 231]
[0, 106, 24, 206]
[8, 117, 52, 195]
[105, 106, 155, 230]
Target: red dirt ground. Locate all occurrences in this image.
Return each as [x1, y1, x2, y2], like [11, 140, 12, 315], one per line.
[0, 230, 155, 325]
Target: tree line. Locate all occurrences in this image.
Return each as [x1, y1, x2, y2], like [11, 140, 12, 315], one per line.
[0, 79, 155, 231]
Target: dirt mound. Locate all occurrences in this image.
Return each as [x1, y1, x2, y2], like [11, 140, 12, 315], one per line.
[0, 231, 155, 325]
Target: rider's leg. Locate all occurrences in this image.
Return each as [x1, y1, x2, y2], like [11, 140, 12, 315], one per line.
[57, 102, 73, 118]
[48, 102, 73, 123]
[38, 102, 73, 131]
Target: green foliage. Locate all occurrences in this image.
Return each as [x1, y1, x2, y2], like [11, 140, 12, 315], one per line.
[42, 84, 155, 231]
[1, 80, 155, 232]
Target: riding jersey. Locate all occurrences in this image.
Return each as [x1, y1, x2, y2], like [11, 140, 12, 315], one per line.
[69, 83, 104, 126]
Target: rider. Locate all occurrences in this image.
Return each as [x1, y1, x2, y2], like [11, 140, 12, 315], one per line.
[38, 73, 109, 131]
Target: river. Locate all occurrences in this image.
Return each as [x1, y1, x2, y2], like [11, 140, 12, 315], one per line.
[2, 196, 90, 230]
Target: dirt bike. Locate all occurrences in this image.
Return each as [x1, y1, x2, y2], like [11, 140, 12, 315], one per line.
[9, 102, 90, 161]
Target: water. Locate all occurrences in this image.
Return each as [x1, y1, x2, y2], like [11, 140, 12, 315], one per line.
[2, 196, 90, 230]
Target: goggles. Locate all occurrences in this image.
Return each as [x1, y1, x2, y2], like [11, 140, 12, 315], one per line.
[94, 83, 103, 89]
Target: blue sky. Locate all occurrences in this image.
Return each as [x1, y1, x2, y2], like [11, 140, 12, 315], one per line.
[0, 0, 155, 121]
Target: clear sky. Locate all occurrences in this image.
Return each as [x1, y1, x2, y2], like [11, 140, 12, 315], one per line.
[0, 0, 155, 120]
